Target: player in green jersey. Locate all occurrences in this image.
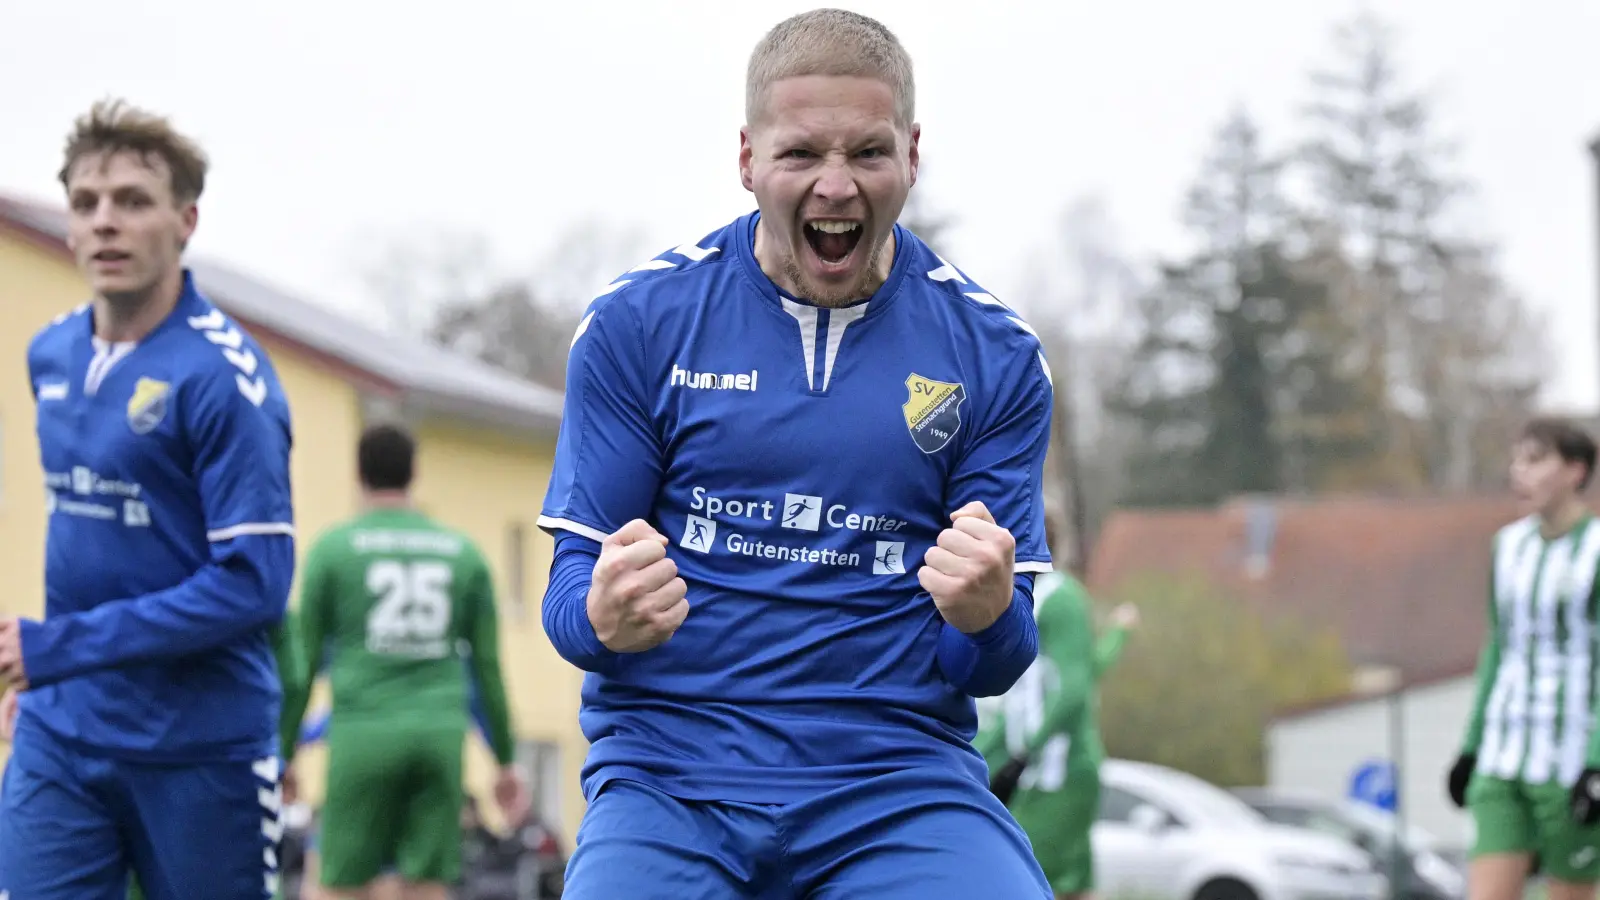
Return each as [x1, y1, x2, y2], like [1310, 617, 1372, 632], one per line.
[281, 423, 527, 900]
[976, 510, 1137, 900]
[1448, 417, 1600, 900]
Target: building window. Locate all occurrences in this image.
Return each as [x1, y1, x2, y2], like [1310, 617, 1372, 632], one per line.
[516, 739, 563, 828]
[505, 521, 527, 618]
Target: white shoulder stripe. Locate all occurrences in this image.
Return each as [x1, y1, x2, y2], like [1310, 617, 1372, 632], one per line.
[927, 257, 965, 283]
[671, 242, 720, 262]
[628, 259, 677, 273]
[570, 311, 595, 348]
[593, 240, 723, 300]
[537, 515, 609, 543]
[208, 522, 294, 542]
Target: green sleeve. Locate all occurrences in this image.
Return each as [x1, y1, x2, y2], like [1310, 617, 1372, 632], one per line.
[1461, 555, 1501, 757]
[271, 607, 307, 764]
[1092, 626, 1129, 680]
[1587, 579, 1600, 768]
[464, 551, 517, 766]
[1024, 578, 1094, 757]
[281, 540, 333, 764]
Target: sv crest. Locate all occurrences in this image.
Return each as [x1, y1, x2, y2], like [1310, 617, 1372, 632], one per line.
[127, 377, 171, 434]
[902, 373, 965, 454]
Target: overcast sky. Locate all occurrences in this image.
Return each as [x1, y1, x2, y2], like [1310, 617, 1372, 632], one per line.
[3, 1, 1597, 409]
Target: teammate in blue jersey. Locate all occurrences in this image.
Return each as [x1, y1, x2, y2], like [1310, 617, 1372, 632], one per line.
[537, 10, 1055, 898]
[0, 99, 296, 900]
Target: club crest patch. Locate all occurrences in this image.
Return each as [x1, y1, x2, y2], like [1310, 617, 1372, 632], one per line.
[127, 377, 171, 434]
[902, 373, 965, 454]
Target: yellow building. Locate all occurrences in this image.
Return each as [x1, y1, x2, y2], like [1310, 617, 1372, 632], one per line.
[0, 193, 587, 844]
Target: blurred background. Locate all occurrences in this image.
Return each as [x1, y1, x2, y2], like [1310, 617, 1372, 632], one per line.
[1, 1, 1598, 897]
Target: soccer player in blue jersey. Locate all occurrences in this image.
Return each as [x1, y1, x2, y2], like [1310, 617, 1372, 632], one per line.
[537, 9, 1056, 898]
[0, 99, 296, 900]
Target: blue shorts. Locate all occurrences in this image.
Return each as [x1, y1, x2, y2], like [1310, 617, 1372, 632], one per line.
[0, 721, 281, 900]
[562, 768, 1052, 899]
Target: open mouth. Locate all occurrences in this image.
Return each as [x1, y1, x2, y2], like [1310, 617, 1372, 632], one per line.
[803, 220, 862, 267]
[92, 250, 131, 264]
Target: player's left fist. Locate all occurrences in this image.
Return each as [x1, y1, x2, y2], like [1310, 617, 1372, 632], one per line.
[1571, 767, 1600, 825]
[919, 501, 1015, 634]
[0, 618, 27, 691]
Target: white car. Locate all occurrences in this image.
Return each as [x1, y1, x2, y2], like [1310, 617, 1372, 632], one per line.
[1094, 759, 1389, 900]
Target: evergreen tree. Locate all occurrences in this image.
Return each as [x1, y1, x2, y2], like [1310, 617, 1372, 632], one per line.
[1110, 110, 1368, 504]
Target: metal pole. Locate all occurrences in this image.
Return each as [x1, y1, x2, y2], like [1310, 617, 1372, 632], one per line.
[1389, 685, 1406, 900]
[1589, 134, 1600, 402]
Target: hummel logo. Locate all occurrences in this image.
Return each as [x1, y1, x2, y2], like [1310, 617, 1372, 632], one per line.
[669, 364, 758, 392]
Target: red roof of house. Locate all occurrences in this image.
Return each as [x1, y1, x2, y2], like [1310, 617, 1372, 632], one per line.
[1086, 493, 1525, 685]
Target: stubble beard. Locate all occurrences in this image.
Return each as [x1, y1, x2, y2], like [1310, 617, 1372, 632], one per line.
[782, 237, 888, 309]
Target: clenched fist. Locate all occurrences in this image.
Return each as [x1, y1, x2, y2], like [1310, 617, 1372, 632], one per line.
[588, 519, 691, 653]
[918, 501, 1016, 633]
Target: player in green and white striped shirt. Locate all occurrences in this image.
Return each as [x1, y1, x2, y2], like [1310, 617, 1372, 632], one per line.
[1450, 417, 1600, 900]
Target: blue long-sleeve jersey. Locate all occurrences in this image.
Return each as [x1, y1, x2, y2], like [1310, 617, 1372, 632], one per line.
[19, 272, 296, 762]
[539, 212, 1054, 803]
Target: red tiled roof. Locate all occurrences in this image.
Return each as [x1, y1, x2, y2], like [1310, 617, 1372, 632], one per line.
[1086, 494, 1525, 683]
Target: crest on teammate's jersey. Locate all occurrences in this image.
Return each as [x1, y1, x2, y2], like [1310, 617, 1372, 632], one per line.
[902, 373, 965, 454]
[127, 377, 171, 434]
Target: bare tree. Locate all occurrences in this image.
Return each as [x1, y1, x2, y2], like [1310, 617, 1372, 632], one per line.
[358, 220, 653, 389]
[353, 229, 499, 337]
[1298, 11, 1548, 488]
[1021, 195, 1146, 567]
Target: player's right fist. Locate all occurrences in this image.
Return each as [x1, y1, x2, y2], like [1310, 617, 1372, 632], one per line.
[587, 519, 690, 653]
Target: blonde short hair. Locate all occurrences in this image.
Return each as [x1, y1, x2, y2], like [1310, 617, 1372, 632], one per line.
[59, 98, 209, 204]
[745, 8, 915, 129]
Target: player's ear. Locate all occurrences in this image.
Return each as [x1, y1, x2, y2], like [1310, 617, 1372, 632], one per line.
[907, 123, 921, 188]
[739, 127, 755, 193]
[178, 202, 199, 251]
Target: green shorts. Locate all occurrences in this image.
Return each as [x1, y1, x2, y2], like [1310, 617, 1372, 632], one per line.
[319, 723, 466, 887]
[1468, 775, 1600, 882]
[1007, 766, 1100, 895]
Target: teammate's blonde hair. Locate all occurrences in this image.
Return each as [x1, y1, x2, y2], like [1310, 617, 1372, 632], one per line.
[745, 9, 915, 129]
[59, 98, 209, 204]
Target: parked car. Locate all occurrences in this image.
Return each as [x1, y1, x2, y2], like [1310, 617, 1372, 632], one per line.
[1231, 787, 1465, 900]
[1095, 759, 1388, 900]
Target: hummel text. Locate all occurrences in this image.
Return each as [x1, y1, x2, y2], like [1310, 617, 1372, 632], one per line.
[670, 364, 758, 391]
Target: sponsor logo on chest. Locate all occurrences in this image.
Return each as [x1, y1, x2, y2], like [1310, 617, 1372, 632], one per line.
[670, 363, 758, 392]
